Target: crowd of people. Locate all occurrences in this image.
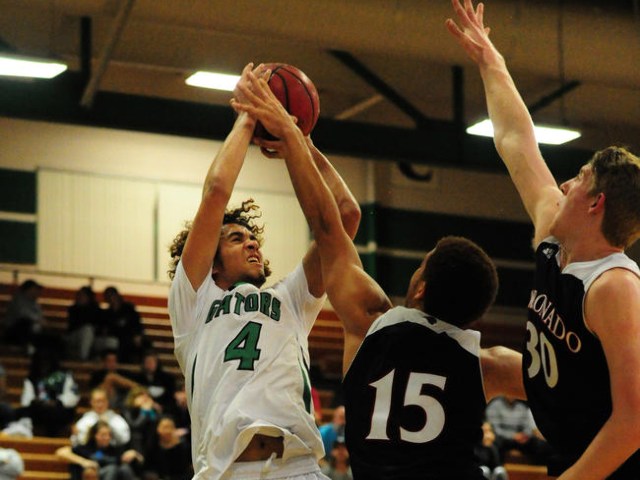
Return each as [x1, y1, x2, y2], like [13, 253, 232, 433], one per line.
[3, 1, 640, 479]
[0, 282, 193, 480]
[2, 281, 149, 363]
[0, 344, 192, 480]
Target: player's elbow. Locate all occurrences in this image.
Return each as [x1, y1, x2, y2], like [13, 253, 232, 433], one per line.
[202, 177, 233, 203]
[340, 201, 361, 240]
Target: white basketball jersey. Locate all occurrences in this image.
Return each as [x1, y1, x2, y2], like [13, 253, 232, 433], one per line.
[169, 261, 325, 479]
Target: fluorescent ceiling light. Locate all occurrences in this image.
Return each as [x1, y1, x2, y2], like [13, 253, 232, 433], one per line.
[186, 71, 240, 91]
[0, 54, 67, 79]
[467, 119, 581, 145]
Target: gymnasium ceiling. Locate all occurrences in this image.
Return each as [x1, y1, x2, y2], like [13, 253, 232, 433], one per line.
[1, 0, 639, 176]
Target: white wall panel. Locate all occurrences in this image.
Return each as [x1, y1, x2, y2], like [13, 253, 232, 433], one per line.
[38, 170, 156, 281]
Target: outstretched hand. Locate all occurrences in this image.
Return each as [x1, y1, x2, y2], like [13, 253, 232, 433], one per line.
[233, 62, 267, 107]
[230, 69, 300, 144]
[445, 0, 495, 66]
[252, 117, 301, 159]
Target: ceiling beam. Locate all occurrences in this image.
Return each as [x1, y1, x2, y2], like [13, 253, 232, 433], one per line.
[330, 50, 433, 128]
[528, 80, 581, 115]
[0, 71, 592, 181]
[80, 0, 136, 108]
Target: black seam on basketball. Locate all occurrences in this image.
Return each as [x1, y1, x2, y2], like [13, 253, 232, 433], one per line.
[272, 71, 289, 111]
[281, 69, 316, 123]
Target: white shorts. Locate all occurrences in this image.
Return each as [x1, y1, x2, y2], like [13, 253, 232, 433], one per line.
[225, 454, 329, 479]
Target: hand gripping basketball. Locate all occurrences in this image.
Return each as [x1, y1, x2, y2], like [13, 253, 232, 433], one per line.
[253, 63, 320, 140]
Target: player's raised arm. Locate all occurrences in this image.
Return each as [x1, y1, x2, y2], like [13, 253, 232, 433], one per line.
[180, 64, 260, 290]
[446, 0, 561, 244]
[251, 82, 361, 298]
[232, 72, 391, 372]
[297, 138, 361, 298]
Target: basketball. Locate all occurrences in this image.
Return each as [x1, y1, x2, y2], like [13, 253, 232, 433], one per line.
[254, 63, 320, 140]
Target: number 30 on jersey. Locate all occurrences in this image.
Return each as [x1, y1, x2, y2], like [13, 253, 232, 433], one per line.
[526, 321, 559, 388]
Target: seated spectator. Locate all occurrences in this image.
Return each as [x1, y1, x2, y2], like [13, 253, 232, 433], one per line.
[122, 386, 160, 453]
[56, 420, 142, 480]
[132, 351, 176, 413]
[92, 318, 119, 362]
[485, 395, 552, 465]
[3, 279, 45, 351]
[74, 388, 130, 447]
[102, 287, 149, 363]
[320, 436, 352, 480]
[142, 416, 192, 480]
[66, 286, 100, 361]
[0, 362, 15, 429]
[0, 447, 24, 479]
[319, 405, 345, 462]
[90, 350, 138, 412]
[166, 381, 190, 445]
[475, 422, 508, 480]
[18, 346, 79, 437]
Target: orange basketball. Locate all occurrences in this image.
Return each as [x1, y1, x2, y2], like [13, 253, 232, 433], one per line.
[254, 63, 320, 140]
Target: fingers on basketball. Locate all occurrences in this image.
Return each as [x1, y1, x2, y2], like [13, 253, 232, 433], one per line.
[254, 63, 320, 141]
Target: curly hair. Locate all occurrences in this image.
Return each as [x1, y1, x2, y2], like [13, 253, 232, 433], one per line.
[422, 236, 498, 327]
[168, 199, 272, 280]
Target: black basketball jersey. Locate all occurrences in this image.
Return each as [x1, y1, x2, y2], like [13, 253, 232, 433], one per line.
[524, 238, 640, 478]
[343, 306, 486, 480]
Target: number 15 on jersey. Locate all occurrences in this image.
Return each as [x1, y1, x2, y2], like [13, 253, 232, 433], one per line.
[366, 369, 447, 444]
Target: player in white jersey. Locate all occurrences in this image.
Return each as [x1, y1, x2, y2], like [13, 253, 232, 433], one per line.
[448, 1, 640, 478]
[167, 63, 361, 479]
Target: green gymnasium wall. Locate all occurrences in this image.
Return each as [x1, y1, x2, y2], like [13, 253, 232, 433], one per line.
[356, 203, 534, 307]
[0, 168, 36, 264]
[0, 166, 534, 307]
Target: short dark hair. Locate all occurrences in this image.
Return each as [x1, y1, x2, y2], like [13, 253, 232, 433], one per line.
[588, 146, 640, 248]
[168, 198, 272, 279]
[422, 236, 498, 327]
[20, 279, 42, 292]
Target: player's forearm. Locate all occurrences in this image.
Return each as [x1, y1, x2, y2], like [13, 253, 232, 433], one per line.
[201, 112, 255, 201]
[281, 129, 343, 241]
[478, 59, 538, 171]
[308, 143, 361, 239]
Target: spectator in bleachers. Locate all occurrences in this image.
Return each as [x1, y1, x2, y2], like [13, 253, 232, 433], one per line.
[102, 286, 148, 364]
[475, 422, 508, 480]
[319, 405, 345, 462]
[66, 286, 100, 361]
[122, 386, 160, 453]
[90, 350, 139, 412]
[18, 346, 79, 437]
[0, 362, 15, 430]
[131, 351, 175, 414]
[141, 415, 192, 480]
[485, 395, 552, 465]
[57, 420, 142, 480]
[0, 446, 24, 479]
[74, 388, 130, 447]
[165, 381, 190, 449]
[320, 436, 352, 480]
[3, 279, 45, 352]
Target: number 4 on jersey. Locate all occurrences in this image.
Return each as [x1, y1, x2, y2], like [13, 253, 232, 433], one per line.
[224, 321, 262, 370]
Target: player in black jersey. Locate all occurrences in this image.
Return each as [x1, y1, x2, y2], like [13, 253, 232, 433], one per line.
[233, 68, 525, 480]
[448, 1, 640, 478]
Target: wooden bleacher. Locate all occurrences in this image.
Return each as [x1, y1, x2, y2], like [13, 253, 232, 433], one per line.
[0, 435, 70, 480]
